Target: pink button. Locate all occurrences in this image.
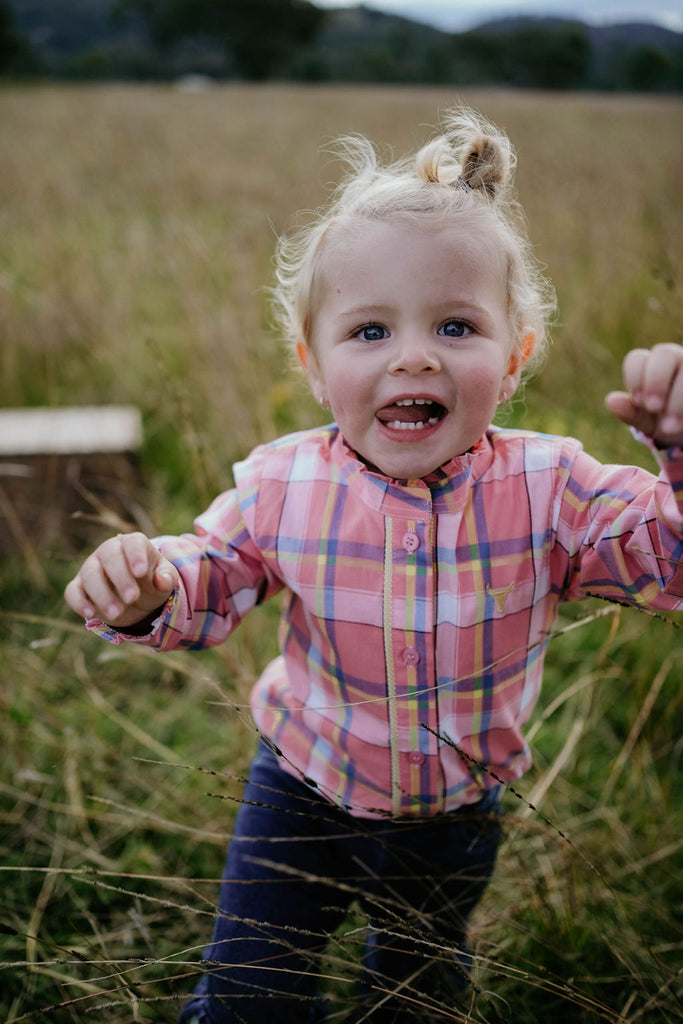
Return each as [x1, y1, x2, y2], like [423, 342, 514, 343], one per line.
[401, 529, 419, 553]
[402, 646, 420, 666]
[408, 750, 426, 766]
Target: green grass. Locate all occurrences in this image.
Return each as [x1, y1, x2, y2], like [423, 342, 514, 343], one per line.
[1, 84, 681, 1022]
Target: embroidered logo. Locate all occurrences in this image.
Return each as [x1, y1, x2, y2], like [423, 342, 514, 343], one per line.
[486, 581, 515, 614]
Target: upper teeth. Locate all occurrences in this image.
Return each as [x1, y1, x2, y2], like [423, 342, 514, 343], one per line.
[395, 398, 433, 406]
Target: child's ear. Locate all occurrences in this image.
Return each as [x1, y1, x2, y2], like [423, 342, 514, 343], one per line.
[297, 340, 326, 404]
[500, 332, 533, 401]
[296, 340, 309, 371]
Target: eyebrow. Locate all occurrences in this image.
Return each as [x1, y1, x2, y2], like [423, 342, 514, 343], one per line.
[335, 301, 494, 322]
[333, 302, 392, 317]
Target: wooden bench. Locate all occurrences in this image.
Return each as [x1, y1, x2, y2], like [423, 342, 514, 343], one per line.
[0, 406, 148, 568]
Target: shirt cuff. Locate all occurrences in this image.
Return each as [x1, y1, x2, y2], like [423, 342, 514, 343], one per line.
[632, 427, 683, 460]
[86, 590, 177, 646]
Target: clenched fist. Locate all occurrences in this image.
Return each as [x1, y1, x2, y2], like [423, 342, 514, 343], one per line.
[64, 532, 179, 629]
[606, 343, 683, 448]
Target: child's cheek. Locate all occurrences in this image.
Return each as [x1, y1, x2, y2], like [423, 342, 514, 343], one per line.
[465, 362, 506, 402]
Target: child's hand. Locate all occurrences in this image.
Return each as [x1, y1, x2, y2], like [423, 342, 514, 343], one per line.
[64, 532, 179, 629]
[605, 343, 683, 448]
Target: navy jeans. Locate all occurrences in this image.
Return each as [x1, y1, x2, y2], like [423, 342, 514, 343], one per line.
[178, 743, 502, 1023]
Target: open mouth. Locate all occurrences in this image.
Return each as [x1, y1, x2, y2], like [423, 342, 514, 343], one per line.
[375, 398, 447, 432]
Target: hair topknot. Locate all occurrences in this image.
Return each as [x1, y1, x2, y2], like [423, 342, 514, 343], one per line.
[415, 108, 513, 200]
[271, 106, 555, 378]
[459, 135, 509, 198]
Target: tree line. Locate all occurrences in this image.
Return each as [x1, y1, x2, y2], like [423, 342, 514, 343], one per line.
[2, 0, 681, 92]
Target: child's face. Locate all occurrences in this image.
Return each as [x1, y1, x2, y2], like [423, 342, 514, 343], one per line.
[303, 217, 523, 480]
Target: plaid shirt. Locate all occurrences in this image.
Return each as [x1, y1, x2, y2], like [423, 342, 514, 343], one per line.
[93, 426, 683, 818]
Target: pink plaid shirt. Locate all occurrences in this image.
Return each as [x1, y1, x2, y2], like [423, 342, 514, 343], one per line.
[93, 426, 683, 818]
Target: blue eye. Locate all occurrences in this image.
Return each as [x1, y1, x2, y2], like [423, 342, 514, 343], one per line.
[355, 324, 388, 343]
[439, 320, 473, 338]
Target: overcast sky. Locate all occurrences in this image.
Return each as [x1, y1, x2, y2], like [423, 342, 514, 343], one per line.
[314, 0, 683, 32]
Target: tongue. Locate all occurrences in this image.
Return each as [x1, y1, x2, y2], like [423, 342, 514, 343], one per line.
[376, 403, 440, 424]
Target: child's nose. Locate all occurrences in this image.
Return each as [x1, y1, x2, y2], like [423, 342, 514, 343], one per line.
[388, 339, 441, 375]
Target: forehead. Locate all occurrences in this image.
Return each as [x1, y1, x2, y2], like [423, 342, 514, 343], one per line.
[319, 209, 501, 274]
[315, 212, 508, 299]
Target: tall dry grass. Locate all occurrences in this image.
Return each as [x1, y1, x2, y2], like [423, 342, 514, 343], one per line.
[1, 85, 681, 1022]
[2, 86, 681, 493]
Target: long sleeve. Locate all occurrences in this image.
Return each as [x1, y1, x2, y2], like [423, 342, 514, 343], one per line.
[553, 439, 683, 607]
[88, 485, 285, 649]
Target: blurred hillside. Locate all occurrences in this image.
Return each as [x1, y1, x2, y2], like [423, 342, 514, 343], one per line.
[3, 0, 682, 90]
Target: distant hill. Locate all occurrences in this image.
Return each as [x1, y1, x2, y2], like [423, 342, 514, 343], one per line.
[475, 15, 680, 51]
[5, 0, 683, 90]
[455, 14, 682, 90]
[8, 0, 136, 57]
[298, 4, 450, 83]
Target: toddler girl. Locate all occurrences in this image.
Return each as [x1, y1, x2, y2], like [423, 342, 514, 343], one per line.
[65, 108, 683, 1023]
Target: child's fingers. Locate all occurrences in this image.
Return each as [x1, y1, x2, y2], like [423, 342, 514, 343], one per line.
[152, 562, 178, 594]
[114, 534, 178, 601]
[97, 533, 154, 608]
[63, 574, 98, 621]
[610, 343, 683, 445]
[64, 534, 177, 625]
[604, 390, 657, 436]
[65, 548, 122, 622]
[658, 355, 683, 437]
[72, 539, 136, 623]
[623, 343, 682, 414]
[117, 531, 154, 579]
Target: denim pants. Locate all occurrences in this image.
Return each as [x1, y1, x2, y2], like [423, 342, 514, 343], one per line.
[178, 742, 502, 1023]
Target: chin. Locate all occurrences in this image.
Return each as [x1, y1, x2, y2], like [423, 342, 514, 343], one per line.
[377, 458, 442, 481]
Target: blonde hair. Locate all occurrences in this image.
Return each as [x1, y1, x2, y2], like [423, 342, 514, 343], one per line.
[272, 107, 555, 378]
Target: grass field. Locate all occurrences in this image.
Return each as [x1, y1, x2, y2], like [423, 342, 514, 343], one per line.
[1, 84, 682, 1022]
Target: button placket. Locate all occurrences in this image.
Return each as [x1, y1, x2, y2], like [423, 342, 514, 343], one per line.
[391, 515, 439, 812]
